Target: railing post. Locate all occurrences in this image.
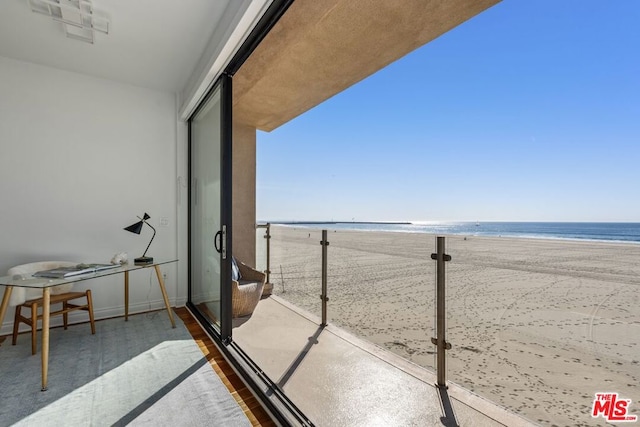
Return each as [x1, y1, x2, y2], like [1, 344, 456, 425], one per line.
[320, 229, 329, 326]
[431, 236, 452, 388]
[264, 223, 271, 283]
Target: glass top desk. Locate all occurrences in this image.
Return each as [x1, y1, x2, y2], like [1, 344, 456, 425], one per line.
[0, 259, 177, 391]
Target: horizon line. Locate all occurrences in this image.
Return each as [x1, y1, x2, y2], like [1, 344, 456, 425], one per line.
[258, 220, 640, 225]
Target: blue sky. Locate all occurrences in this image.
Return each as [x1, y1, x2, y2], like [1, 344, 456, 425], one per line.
[256, 1, 640, 222]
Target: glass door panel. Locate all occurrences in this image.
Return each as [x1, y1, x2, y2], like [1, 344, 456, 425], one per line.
[190, 84, 223, 326]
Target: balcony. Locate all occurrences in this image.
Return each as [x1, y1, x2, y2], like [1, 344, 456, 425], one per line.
[241, 224, 640, 426]
[233, 295, 533, 426]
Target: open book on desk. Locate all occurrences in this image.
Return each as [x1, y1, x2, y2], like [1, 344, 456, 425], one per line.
[33, 263, 120, 279]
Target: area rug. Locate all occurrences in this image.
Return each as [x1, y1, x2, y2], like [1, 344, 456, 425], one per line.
[0, 311, 250, 426]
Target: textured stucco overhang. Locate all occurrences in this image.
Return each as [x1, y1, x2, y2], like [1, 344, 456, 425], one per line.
[233, 0, 500, 132]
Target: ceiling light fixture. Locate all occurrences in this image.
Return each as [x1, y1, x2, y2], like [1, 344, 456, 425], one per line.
[28, 0, 109, 44]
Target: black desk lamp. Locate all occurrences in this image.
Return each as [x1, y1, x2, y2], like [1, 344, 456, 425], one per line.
[124, 213, 156, 265]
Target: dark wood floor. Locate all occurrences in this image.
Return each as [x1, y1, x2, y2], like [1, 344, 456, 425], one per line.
[175, 307, 276, 427]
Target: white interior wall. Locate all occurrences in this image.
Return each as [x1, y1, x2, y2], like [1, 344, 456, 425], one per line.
[0, 1, 270, 336]
[0, 56, 186, 335]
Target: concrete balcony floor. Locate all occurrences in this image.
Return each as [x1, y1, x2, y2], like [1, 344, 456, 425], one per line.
[232, 295, 537, 426]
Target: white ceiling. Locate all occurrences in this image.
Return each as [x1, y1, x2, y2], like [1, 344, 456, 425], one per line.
[0, 0, 231, 92]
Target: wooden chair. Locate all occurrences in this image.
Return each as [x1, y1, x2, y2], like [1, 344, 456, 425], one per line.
[8, 261, 96, 355]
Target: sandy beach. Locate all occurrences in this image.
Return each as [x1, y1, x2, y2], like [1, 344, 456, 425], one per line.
[266, 225, 640, 426]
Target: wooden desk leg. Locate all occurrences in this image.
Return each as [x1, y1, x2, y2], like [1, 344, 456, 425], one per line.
[124, 271, 129, 321]
[41, 287, 50, 391]
[0, 285, 13, 327]
[154, 265, 176, 328]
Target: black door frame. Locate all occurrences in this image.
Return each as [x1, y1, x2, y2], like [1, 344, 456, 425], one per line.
[187, 1, 311, 424]
[186, 73, 233, 342]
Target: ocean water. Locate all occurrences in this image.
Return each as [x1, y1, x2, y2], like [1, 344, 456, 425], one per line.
[273, 221, 640, 244]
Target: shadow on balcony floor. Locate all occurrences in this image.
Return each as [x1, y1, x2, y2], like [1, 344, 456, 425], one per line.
[232, 296, 537, 426]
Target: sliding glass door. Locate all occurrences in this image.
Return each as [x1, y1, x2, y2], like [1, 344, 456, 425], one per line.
[188, 75, 232, 339]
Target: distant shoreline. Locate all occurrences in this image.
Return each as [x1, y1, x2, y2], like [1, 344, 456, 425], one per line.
[261, 221, 640, 244]
[270, 220, 412, 225]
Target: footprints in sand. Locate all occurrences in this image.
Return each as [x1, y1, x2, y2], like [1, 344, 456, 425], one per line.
[269, 227, 640, 426]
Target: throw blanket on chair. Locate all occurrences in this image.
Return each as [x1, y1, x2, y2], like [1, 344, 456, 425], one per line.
[6, 261, 77, 306]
